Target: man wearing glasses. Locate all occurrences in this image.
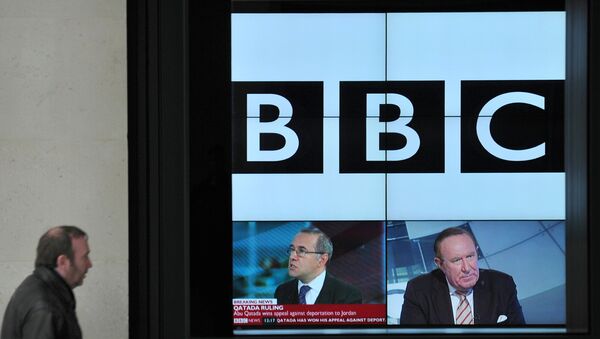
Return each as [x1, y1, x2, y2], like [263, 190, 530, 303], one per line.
[400, 227, 525, 325]
[274, 227, 362, 304]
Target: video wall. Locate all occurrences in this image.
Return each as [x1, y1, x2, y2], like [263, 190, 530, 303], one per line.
[231, 8, 565, 335]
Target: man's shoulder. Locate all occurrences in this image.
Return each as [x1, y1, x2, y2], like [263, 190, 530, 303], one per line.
[406, 269, 446, 291]
[322, 273, 362, 304]
[14, 272, 47, 297]
[325, 274, 359, 292]
[3, 271, 62, 330]
[275, 279, 297, 292]
[13, 268, 73, 311]
[12, 273, 58, 308]
[478, 268, 516, 286]
[274, 279, 298, 304]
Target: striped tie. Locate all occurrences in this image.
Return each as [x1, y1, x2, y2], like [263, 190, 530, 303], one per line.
[298, 285, 311, 304]
[455, 290, 474, 325]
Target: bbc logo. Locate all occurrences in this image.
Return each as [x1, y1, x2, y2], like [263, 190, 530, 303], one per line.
[232, 80, 563, 174]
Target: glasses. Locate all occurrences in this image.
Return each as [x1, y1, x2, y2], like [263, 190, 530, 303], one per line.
[287, 247, 325, 258]
[441, 253, 478, 266]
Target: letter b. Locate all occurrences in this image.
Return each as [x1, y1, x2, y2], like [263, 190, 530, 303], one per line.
[340, 81, 444, 173]
[232, 82, 323, 173]
[246, 94, 299, 162]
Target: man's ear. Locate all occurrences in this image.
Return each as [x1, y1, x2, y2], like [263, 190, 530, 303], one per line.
[319, 253, 329, 266]
[56, 254, 70, 269]
[433, 257, 442, 268]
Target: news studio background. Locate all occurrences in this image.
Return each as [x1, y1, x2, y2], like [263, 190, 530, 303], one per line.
[231, 8, 565, 335]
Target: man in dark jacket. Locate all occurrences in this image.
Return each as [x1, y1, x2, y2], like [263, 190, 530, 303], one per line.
[400, 227, 525, 325]
[274, 226, 362, 304]
[1, 225, 92, 339]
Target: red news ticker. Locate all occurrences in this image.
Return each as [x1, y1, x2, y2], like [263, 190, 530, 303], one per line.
[232, 304, 386, 326]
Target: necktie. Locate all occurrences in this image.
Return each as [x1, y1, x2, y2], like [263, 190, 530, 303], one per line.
[455, 290, 474, 325]
[298, 285, 311, 304]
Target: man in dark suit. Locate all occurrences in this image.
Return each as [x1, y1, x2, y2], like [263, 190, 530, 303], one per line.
[400, 227, 525, 325]
[274, 227, 362, 304]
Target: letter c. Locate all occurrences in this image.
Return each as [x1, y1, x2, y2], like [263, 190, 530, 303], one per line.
[476, 92, 546, 161]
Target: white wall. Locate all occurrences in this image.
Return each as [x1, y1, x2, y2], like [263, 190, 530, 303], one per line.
[0, 1, 128, 338]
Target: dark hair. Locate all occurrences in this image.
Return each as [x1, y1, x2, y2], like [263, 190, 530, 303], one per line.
[433, 227, 476, 259]
[35, 226, 87, 268]
[299, 226, 334, 259]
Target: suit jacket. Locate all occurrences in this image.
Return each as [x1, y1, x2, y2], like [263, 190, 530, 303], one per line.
[274, 272, 362, 304]
[399, 269, 525, 325]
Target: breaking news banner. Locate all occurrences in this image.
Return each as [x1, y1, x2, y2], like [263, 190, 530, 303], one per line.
[232, 300, 386, 326]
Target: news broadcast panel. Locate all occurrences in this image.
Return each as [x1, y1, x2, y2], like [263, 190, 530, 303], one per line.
[233, 221, 386, 327]
[231, 2, 565, 335]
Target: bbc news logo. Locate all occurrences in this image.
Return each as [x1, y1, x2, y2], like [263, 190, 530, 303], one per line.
[232, 80, 564, 174]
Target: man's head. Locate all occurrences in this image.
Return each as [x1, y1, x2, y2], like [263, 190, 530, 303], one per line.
[287, 227, 333, 284]
[433, 227, 479, 292]
[35, 226, 92, 289]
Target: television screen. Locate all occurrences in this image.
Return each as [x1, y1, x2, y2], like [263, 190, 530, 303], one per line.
[229, 1, 566, 335]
